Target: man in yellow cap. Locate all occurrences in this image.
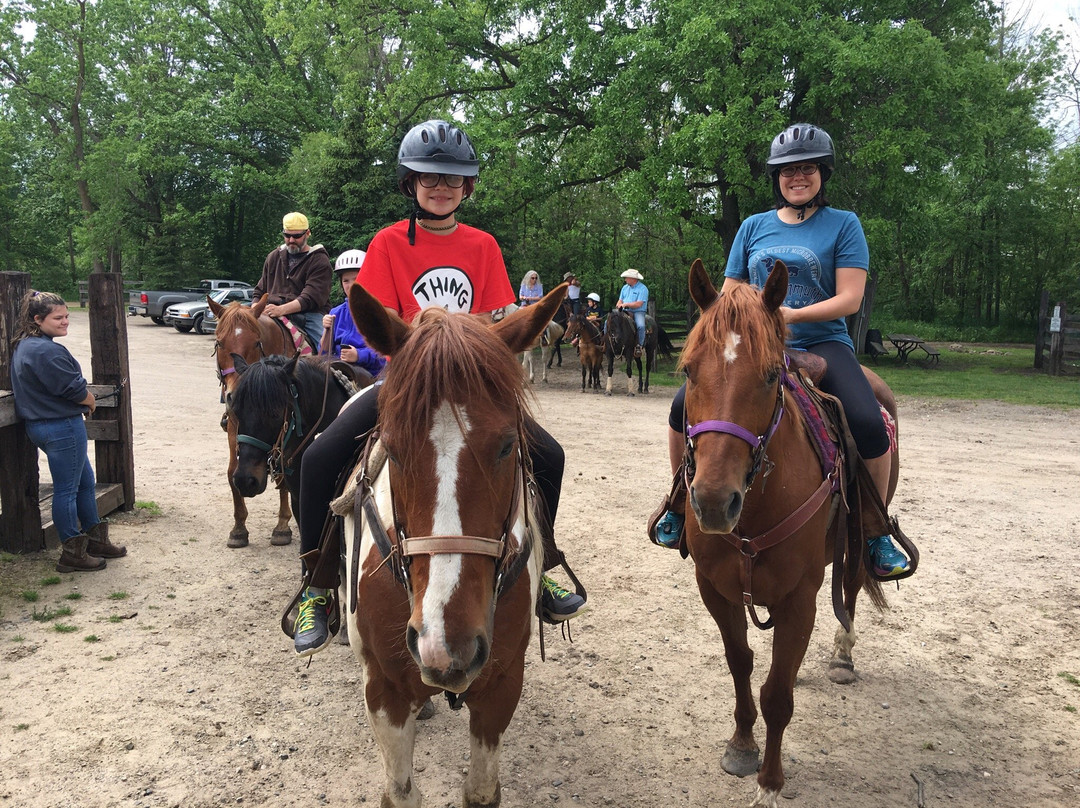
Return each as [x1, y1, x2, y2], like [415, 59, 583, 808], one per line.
[253, 212, 333, 347]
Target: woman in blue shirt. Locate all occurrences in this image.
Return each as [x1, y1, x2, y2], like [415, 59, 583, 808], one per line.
[11, 290, 126, 571]
[654, 124, 909, 579]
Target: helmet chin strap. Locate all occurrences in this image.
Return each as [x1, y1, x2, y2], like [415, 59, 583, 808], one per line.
[784, 200, 816, 221]
[407, 204, 460, 245]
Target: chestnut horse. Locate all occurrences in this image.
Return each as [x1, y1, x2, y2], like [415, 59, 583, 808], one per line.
[209, 295, 295, 548]
[680, 258, 891, 807]
[338, 282, 566, 808]
[563, 313, 604, 392]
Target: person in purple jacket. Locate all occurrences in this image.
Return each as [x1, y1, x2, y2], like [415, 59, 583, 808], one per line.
[320, 249, 386, 378]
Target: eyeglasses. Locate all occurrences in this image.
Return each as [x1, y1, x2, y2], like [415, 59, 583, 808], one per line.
[283, 231, 308, 240]
[416, 173, 466, 189]
[778, 164, 820, 178]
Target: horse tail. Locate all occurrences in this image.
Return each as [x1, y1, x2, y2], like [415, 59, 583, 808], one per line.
[656, 326, 676, 359]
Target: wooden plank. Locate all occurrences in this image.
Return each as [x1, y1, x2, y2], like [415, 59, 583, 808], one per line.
[0, 392, 14, 429]
[0, 386, 116, 429]
[84, 420, 120, 442]
[38, 482, 125, 549]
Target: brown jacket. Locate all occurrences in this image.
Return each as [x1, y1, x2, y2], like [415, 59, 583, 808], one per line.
[254, 244, 332, 315]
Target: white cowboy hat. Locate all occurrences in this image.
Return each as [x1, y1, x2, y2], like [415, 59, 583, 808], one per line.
[620, 268, 644, 280]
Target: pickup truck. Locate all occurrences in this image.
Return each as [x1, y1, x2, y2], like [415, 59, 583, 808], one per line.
[128, 279, 252, 324]
[164, 287, 256, 334]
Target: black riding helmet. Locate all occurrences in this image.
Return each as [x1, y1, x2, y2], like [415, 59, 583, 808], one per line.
[767, 123, 834, 218]
[396, 120, 479, 197]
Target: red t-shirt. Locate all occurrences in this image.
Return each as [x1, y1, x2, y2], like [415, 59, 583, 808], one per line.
[359, 220, 515, 322]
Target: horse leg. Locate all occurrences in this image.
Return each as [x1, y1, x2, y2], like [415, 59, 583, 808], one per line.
[271, 484, 295, 546]
[752, 589, 818, 806]
[605, 351, 615, 396]
[226, 423, 250, 548]
[365, 693, 422, 808]
[541, 345, 551, 383]
[580, 363, 586, 392]
[696, 574, 760, 778]
[643, 348, 652, 394]
[462, 651, 527, 807]
[625, 356, 635, 397]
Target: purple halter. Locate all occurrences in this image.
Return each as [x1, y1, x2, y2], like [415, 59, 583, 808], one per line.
[685, 357, 789, 491]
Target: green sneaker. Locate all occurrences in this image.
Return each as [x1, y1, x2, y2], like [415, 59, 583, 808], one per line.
[540, 575, 587, 624]
[294, 587, 332, 657]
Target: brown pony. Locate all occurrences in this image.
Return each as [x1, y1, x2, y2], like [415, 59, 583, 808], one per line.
[208, 294, 294, 548]
[339, 282, 566, 808]
[563, 313, 604, 392]
[680, 258, 892, 807]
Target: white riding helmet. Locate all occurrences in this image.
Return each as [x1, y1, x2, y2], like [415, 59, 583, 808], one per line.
[335, 249, 366, 274]
[587, 292, 600, 303]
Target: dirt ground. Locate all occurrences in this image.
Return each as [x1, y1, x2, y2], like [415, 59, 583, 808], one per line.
[1, 309, 1079, 808]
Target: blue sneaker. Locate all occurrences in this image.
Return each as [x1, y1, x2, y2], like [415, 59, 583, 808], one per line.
[867, 535, 910, 578]
[294, 587, 333, 657]
[654, 510, 684, 549]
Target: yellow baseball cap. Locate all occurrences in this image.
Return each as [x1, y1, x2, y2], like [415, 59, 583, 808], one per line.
[282, 212, 309, 232]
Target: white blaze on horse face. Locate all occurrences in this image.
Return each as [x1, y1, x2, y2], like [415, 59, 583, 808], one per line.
[415, 401, 469, 669]
[724, 332, 742, 364]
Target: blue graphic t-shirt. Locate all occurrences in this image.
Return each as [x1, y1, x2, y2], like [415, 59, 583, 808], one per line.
[724, 207, 869, 350]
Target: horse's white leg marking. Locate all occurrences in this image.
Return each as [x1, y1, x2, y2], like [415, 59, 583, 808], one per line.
[368, 708, 421, 808]
[464, 733, 502, 806]
[750, 785, 780, 808]
[724, 331, 742, 363]
[414, 402, 467, 670]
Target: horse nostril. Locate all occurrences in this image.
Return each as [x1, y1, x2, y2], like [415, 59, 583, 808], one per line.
[725, 491, 743, 524]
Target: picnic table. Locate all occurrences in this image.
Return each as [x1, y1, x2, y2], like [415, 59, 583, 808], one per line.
[888, 333, 940, 366]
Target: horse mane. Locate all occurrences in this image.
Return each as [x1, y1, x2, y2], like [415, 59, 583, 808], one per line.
[231, 354, 324, 414]
[215, 300, 257, 335]
[378, 308, 532, 464]
[680, 283, 787, 379]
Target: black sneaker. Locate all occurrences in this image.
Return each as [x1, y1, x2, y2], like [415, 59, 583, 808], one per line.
[540, 575, 587, 623]
[294, 587, 332, 657]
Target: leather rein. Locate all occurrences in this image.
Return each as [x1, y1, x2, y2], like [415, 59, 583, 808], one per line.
[684, 359, 842, 629]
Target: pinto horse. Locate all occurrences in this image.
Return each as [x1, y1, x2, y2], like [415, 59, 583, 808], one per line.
[210, 295, 297, 548]
[522, 299, 570, 384]
[679, 258, 892, 807]
[338, 282, 566, 808]
[603, 308, 659, 395]
[227, 352, 369, 521]
[563, 313, 604, 392]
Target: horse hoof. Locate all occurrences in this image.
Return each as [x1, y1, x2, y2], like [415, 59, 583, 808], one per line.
[270, 530, 293, 546]
[227, 533, 249, 548]
[827, 661, 857, 685]
[721, 745, 761, 778]
[417, 698, 436, 720]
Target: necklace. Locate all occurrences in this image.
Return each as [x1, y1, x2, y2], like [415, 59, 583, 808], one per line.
[418, 220, 458, 232]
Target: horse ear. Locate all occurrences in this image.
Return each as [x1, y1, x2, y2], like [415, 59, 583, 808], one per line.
[286, 350, 302, 376]
[231, 353, 250, 374]
[207, 295, 224, 318]
[762, 260, 789, 312]
[348, 282, 411, 356]
[688, 259, 718, 311]
[251, 294, 269, 318]
[493, 283, 569, 355]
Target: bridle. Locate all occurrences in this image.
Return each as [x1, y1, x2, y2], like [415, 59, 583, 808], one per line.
[234, 376, 306, 482]
[353, 421, 534, 607]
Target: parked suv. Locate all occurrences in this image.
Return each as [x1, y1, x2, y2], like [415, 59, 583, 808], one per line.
[165, 287, 255, 334]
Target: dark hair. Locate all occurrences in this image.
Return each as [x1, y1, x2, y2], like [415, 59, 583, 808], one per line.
[12, 290, 67, 347]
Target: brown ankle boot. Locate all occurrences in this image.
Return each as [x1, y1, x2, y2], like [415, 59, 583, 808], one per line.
[56, 535, 107, 573]
[86, 520, 126, 558]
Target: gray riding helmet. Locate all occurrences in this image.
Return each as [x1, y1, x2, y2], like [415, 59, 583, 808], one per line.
[766, 123, 835, 181]
[396, 120, 480, 197]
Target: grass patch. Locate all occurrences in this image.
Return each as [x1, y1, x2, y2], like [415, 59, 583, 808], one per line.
[1058, 671, 1080, 687]
[133, 500, 162, 516]
[108, 591, 129, 601]
[84, 635, 100, 643]
[64, 592, 82, 601]
[53, 623, 77, 633]
[21, 590, 39, 602]
[100, 655, 116, 662]
[13, 723, 29, 731]
[1066, 705, 1077, 713]
[40, 575, 61, 586]
[107, 615, 125, 623]
[11, 635, 24, 643]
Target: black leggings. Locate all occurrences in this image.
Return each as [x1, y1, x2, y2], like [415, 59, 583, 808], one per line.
[298, 383, 566, 572]
[667, 342, 890, 460]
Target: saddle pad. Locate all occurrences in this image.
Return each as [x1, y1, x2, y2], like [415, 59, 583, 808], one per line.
[281, 316, 315, 356]
[785, 376, 839, 480]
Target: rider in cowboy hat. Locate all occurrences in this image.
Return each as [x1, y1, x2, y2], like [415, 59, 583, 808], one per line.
[615, 268, 648, 358]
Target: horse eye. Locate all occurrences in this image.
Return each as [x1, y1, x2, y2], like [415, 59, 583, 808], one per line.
[497, 436, 516, 461]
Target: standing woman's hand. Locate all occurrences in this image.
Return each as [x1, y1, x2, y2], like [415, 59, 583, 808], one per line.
[81, 391, 96, 415]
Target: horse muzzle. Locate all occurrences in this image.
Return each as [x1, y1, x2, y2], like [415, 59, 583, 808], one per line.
[406, 624, 490, 693]
[689, 482, 743, 535]
[232, 465, 269, 497]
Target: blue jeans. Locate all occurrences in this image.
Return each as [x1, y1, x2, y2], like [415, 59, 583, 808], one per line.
[24, 416, 99, 542]
[632, 310, 646, 346]
[289, 311, 324, 349]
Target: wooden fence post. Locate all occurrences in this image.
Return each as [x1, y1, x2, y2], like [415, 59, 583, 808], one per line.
[1034, 290, 1048, 369]
[88, 273, 136, 509]
[0, 272, 45, 553]
[1048, 301, 1066, 377]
